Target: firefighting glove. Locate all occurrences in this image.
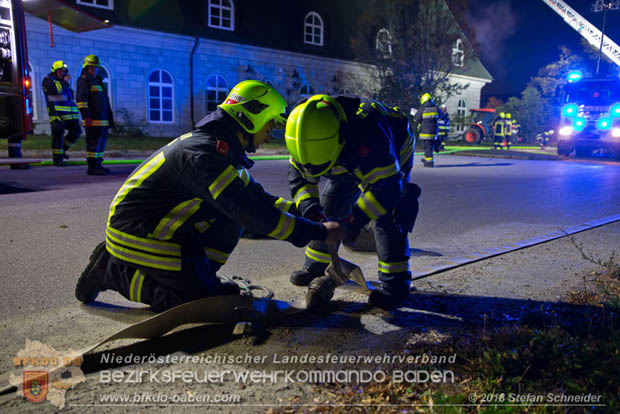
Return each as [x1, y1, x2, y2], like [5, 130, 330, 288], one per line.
[342, 214, 362, 245]
[303, 205, 328, 223]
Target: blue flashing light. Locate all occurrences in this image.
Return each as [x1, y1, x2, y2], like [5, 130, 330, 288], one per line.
[573, 117, 586, 131]
[567, 70, 583, 83]
[611, 103, 620, 118]
[597, 117, 611, 130]
[562, 103, 578, 117]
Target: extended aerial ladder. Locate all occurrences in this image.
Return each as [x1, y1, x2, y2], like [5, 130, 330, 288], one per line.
[541, 0, 620, 68]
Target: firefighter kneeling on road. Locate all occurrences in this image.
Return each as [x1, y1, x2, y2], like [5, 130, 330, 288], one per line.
[76, 54, 114, 176]
[75, 81, 344, 312]
[285, 94, 421, 310]
[42, 60, 82, 167]
[414, 93, 439, 167]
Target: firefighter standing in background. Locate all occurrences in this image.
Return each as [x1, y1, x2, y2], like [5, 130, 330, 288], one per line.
[504, 113, 513, 149]
[286, 94, 421, 309]
[414, 93, 438, 167]
[76, 54, 114, 175]
[536, 129, 555, 150]
[435, 103, 450, 153]
[493, 112, 505, 150]
[42, 60, 82, 167]
[75, 80, 344, 312]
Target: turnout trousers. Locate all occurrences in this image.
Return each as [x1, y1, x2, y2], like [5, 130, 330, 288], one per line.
[301, 174, 413, 287]
[104, 208, 243, 313]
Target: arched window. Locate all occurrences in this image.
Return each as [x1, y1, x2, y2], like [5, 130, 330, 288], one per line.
[208, 0, 234, 31]
[304, 12, 324, 46]
[148, 69, 174, 123]
[455, 98, 467, 133]
[299, 84, 315, 99]
[452, 38, 464, 67]
[376, 28, 393, 58]
[338, 87, 353, 95]
[206, 75, 228, 112]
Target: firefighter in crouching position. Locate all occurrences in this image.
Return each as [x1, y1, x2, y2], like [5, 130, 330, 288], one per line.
[75, 81, 344, 312]
[42, 60, 82, 167]
[76, 54, 114, 175]
[286, 94, 421, 309]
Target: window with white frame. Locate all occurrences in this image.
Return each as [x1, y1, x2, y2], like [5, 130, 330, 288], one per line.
[148, 70, 174, 123]
[76, 0, 114, 10]
[206, 75, 228, 112]
[376, 28, 393, 58]
[304, 12, 323, 46]
[28, 62, 39, 121]
[455, 99, 467, 132]
[299, 84, 315, 99]
[338, 87, 353, 95]
[452, 38, 464, 67]
[208, 0, 234, 31]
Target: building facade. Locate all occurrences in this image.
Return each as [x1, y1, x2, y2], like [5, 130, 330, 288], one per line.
[26, 0, 492, 137]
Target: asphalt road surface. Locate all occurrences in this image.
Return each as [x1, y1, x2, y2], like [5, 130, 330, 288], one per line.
[1, 154, 619, 317]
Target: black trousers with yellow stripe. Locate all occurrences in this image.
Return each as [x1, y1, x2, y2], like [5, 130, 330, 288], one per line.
[104, 210, 243, 313]
[51, 120, 81, 155]
[301, 174, 411, 286]
[85, 126, 108, 160]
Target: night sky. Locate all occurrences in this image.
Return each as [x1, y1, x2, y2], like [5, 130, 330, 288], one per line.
[465, 0, 620, 101]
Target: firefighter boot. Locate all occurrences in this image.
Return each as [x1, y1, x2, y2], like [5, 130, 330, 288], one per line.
[75, 242, 110, 303]
[422, 157, 434, 168]
[87, 158, 107, 176]
[97, 158, 111, 174]
[368, 278, 411, 310]
[8, 143, 31, 170]
[53, 154, 67, 167]
[290, 262, 327, 286]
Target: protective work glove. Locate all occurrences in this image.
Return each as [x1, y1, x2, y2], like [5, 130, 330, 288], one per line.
[304, 205, 328, 223]
[342, 214, 362, 245]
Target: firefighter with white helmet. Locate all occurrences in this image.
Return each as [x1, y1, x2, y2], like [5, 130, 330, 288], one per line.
[75, 80, 343, 312]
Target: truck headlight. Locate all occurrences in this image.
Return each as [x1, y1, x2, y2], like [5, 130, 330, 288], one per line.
[612, 128, 620, 138]
[559, 126, 573, 137]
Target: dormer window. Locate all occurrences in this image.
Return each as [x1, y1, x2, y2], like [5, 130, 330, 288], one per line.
[452, 38, 464, 67]
[208, 0, 234, 31]
[304, 12, 324, 46]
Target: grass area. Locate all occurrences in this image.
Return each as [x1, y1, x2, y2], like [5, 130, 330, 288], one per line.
[272, 254, 620, 414]
[0, 134, 175, 152]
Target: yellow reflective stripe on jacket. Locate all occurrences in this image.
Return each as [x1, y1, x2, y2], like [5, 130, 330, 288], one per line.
[305, 247, 330, 264]
[267, 211, 295, 240]
[152, 198, 203, 240]
[129, 269, 146, 303]
[108, 151, 166, 226]
[209, 165, 238, 200]
[274, 197, 293, 212]
[77, 102, 88, 108]
[54, 81, 62, 93]
[49, 116, 62, 122]
[54, 105, 73, 112]
[106, 226, 181, 256]
[356, 190, 387, 220]
[90, 85, 104, 92]
[420, 133, 435, 138]
[106, 239, 182, 272]
[293, 184, 319, 207]
[91, 120, 109, 126]
[194, 220, 213, 234]
[360, 163, 399, 189]
[61, 114, 76, 120]
[47, 95, 67, 102]
[238, 168, 251, 187]
[330, 165, 349, 175]
[378, 260, 410, 274]
[400, 140, 414, 166]
[422, 112, 438, 118]
[204, 246, 230, 264]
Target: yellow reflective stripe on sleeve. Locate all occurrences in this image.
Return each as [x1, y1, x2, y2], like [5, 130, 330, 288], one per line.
[293, 185, 320, 207]
[204, 246, 230, 264]
[194, 220, 212, 234]
[108, 151, 166, 226]
[356, 190, 387, 220]
[90, 85, 103, 92]
[238, 168, 251, 187]
[76, 102, 88, 108]
[54, 81, 62, 93]
[329, 165, 349, 175]
[129, 269, 146, 302]
[274, 197, 294, 212]
[91, 120, 109, 126]
[54, 105, 72, 112]
[208, 165, 238, 200]
[61, 114, 75, 120]
[267, 211, 296, 240]
[152, 198, 203, 240]
[378, 260, 410, 274]
[360, 163, 399, 188]
[400, 141, 414, 166]
[305, 247, 330, 264]
[106, 239, 182, 271]
[106, 227, 181, 256]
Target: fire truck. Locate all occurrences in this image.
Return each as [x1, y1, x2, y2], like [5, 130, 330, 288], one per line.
[0, 0, 33, 166]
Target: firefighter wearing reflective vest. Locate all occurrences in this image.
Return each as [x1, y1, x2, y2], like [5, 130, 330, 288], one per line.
[536, 129, 554, 150]
[435, 103, 450, 153]
[493, 112, 505, 149]
[504, 113, 513, 149]
[285, 95, 421, 309]
[42, 60, 81, 167]
[414, 93, 438, 167]
[75, 80, 344, 312]
[76, 54, 114, 175]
